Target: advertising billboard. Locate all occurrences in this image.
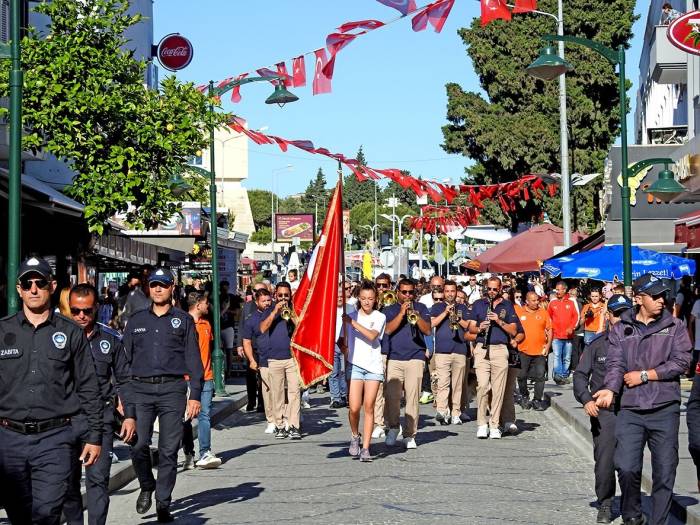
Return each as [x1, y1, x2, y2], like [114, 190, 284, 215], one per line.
[115, 202, 202, 236]
[275, 213, 315, 242]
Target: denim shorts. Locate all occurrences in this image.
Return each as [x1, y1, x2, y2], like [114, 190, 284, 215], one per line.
[347, 364, 384, 382]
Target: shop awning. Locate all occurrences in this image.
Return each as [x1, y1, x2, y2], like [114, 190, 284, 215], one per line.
[0, 168, 84, 216]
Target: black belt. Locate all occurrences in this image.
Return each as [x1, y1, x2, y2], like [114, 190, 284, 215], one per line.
[132, 375, 182, 384]
[0, 417, 71, 435]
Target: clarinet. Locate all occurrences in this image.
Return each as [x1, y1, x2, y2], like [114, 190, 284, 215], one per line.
[483, 298, 495, 360]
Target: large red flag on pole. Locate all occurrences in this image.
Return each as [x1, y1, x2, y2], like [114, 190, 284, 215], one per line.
[290, 181, 343, 388]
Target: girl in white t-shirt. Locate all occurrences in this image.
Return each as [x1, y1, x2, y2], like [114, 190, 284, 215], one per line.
[340, 281, 386, 462]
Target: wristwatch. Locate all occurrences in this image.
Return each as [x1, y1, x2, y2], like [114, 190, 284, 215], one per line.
[640, 370, 649, 384]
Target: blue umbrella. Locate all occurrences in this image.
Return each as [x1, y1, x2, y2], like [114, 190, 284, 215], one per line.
[542, 246, 696, 281]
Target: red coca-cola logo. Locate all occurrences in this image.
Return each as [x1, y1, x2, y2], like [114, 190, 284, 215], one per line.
[668, 10, 700, 56]
[156, 34, 193, 71]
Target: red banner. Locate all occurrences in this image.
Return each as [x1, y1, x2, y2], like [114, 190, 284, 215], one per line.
[313, 48, 332, 95]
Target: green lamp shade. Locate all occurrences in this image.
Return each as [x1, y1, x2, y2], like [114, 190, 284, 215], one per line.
[265, 83, 299, 107]
[644, 168, 686, 203]
[526, 45, 573, 81]
[169, 173, 193, 197]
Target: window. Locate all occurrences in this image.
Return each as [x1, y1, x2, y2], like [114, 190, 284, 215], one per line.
[0, 0, 9, 43]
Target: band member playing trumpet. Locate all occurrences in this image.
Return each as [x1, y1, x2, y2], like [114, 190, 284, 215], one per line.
[371, 273, 393, 439]
[383, 278, 431, 449]
[259, 282, 302, 440]
[430, 280, 473, 425]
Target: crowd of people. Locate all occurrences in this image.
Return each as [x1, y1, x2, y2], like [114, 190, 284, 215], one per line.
[0, 253, 698, 525]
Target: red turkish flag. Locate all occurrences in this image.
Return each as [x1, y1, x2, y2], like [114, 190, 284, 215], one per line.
[513, 0, 537, 13]
[229, 73, 248, 103]
[291, 182, 343, 388]
[313, 48, 332, 95]
[376, 0, 416, 16]
[337, 19, 385, 33]
[276, 62, 292, 87]
[412, 0, 456, 33]
[324, 32, 359, 77]
[292, 55, 306, 87]
[480, 0, 511, 26]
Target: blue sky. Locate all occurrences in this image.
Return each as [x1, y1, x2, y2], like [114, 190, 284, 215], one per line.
[154, 1, 646, 198]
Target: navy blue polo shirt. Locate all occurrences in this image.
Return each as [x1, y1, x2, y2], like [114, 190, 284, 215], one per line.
[471, 298, 522, 346]
[430, 302, 471, 355]
[122, 305, 204, 401]
[258, 306, 293, 360]
[384, 302, 430, 361]
[242, 309, 270, 368]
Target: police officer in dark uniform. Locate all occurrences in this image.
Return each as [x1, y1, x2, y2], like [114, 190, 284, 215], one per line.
[595, 274, 692, 525]
[573, 294, 632, 524]
[0, 256, 102, 525]
[63, 283, 136, 525]
[122, 267, 203, 523]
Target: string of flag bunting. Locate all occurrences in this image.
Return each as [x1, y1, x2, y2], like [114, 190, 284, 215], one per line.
[198, 0, 537, 100]
[226, 118, 556, 216]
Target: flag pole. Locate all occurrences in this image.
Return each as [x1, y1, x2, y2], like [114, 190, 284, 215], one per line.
[338, 161, 348, 353]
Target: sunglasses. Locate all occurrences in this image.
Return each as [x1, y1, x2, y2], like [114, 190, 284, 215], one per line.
[149, 281, 172, 289]
[487, 287, 501, 292]
[431, 286, 444, 291]
[344, 286, 353, 290]
[19, 278, 50, 291]
[70, 307, 95, 316]
[376, 282, 390, 288]
[399, 289, 415, 295]
[277, 294, 290, 299]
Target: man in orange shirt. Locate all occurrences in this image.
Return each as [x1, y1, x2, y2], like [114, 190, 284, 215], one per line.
[579, 288, 607, 345]
[547, 281, 580, 384]
[516, 292, 552, 410]
[186, 291, 222, 469]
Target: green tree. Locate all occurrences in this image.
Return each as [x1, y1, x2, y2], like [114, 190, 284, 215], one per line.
[442, 0, 635, 232]
[344, 146, 375, 208]
[250, 227, 272, 245]
[301, 167, 329, 225]
[248, 189, 274, 228]
[0, 0, 226, 233]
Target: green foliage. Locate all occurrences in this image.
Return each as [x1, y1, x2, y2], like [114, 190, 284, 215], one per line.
[302, 167, 330, 225]
[0, 0, 226, 233]
[250, 227, 272, 245]
[248, 189, 274, 227]
[344, 146, 375, 208]
[442, 0, 636, 231]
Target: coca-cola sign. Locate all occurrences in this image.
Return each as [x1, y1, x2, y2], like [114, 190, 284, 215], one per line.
[668, 10, 700, 56]
[156, 33, 193, 71]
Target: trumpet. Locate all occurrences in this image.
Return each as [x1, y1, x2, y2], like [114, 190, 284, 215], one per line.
[406, 303, 419, 325]
[448, 303, 461, 331]
[280, 302, 295, 321]
[379, 290, 397, 308]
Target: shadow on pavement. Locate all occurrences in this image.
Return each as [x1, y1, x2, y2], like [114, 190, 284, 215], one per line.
[218, 444, 269, 464]
[166, 482, 265, 524]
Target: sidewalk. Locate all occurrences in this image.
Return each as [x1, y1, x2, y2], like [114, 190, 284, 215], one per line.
[104, 378, 248, 495]
[545, 379, 700, 524]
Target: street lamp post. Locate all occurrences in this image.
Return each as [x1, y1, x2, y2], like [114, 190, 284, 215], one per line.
[380, 212, 411, 278]
[360, 224, 378, 247]
[5, 0, 22, 314]
[527, 35, 686, 289]
[271, 165, 293, 267]
[203, 76, 298, 396]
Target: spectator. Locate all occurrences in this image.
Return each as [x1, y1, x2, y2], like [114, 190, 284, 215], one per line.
[579, 288, 607, 345]
[516, 291, 552, 411]
[660, 2, 681, 25]
[547, 281, 579, 385]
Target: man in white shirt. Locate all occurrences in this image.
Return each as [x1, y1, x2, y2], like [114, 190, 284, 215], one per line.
[464, 276, 481, 305]
[418, 276, 443, 404]
[419, 276, 444, 308]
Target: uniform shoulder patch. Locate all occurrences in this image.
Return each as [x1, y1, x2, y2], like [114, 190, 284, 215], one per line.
[99, 340, 111, 354]
[171, 317, 182, 329]
[52, 331, 67, 349]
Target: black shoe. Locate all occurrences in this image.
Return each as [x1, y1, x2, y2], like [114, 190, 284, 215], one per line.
[596, 505, 612, 523]
[532, 399, 547, 411]
[329, 400, 343, 409]
[274, 427, 288, 439]
[244, 404, 256, 412]
[136, 490, 153, 514]
[256, 404, 265, 413]
[288, 426, 302, 440]
[519, 398, 531, 410]
[623, 515, 647, 525]
[157, 507, 174, 523]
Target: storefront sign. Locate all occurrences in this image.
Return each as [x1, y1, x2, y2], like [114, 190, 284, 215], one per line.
[156, 33, 194, 71]
[114, 202, 202, 236]
[274, 214, 315, 242]
[668, 11, 700, 56]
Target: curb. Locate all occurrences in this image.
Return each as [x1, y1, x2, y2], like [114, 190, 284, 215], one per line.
[545, 392, 700, 525]
[98, 391, 248, 498]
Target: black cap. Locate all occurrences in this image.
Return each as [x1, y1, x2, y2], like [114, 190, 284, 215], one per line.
[632, 274, 670, 296]
[607, 294, 633, 313]
[148, 267, 174, 285]
[17, 256, 53, 280]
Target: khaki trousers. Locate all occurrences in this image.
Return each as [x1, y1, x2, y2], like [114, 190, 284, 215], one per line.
[473, 343, 509, 429]
[374, 355, 388, 427]
[435, 353, 466, 417]
[499, 366, 519, 425]
[259, 366, 274, 424]
[268, 358, 301, 429]
[385, 359, 424, 439]
[460, 354, 473, 413]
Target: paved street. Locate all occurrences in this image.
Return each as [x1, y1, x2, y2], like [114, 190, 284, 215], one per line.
[107, 391, 619, 525]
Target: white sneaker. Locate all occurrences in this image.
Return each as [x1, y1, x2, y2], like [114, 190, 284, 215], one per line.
[302, 400, 311, 409]
[503, 421, 518, 434]
[476, 425, 489, 439]
[371, 425, 386, 439]
[385, 428, 400, 446]
[195, 451, 222, 469]
[489, 428, 502, 439]
[264, 422, 276, 434]
[459, 410, 471, 422]
[451, 415, 462, 425]
[403, 437, 417, 449]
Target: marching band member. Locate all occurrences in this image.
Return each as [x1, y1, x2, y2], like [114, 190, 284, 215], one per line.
[383, 278, 431, 449]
